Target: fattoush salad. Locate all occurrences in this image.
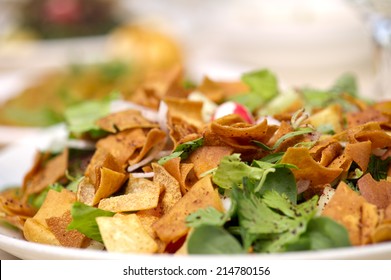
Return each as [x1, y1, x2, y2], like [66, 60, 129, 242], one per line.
[1, 66, 391, 255]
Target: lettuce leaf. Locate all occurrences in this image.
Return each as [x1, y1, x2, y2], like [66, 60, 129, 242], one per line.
[230, 69, 278, 111]
[67, 202, 115, 242]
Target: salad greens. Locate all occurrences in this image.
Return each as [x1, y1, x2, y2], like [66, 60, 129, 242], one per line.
[67, 202, 115, 243]
[186, 150, 351, 254]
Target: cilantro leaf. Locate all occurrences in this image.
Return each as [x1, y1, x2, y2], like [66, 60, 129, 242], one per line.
[187, 225, 244, 254]
[186, 207, 226, 228]
[158, 137, 204, 165]
[212, 154, 275, 192]
[67, 202, 115, 242]
[235, 190, 318, 253]
[285, 217, 351, 251]
[367, 155, 391, 181]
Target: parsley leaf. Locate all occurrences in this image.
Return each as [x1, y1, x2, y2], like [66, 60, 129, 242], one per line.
[158, 137, 204, 165]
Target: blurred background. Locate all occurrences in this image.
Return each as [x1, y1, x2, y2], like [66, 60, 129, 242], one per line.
[0, 0, 390, 128]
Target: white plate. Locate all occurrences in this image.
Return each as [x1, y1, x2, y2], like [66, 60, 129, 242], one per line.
[1, 126, 391, 260]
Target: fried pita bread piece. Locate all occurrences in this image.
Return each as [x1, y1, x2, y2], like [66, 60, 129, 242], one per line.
[346, 107, 389, 128]
[305, 104, 343, 133]
[97, 213, 158, 253]
[186, 145, 234, 178]
[322, 181, 380, 245]
[96, 128, 146, 169]
[128, 128, 166, 165]
[358, 173, 391, 209]
[130, 65, 186, 109]
[22, 149, 68, 200]
[163, 157, 197, 194]
[196, 76, 249, 103]
[152, 163, 182, 213]
[24, 189, 89, 247]
[345, 141, 372, 172]
[96, 109, 158, 133]
[203, 115, 271, 161]
[280, 147, 343, 187]
[152, 175, 224, 243]
[98, 178, 161, 212]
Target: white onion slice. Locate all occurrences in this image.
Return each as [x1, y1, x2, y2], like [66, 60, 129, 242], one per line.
[130, 172, 154, 178]
[67, 139, 95, 150]
[127, 143, 165, 172]
[157, 100, 169, 133]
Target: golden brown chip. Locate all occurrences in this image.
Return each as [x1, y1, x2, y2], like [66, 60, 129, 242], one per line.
[355, 129, 391, 149]
[345, 141, 372, 172]
[22, 149, 68, 199]
[46, 210, 89, 248]
[347, 107, 389, 128]
[168, 116, 200, 146]
[0, 188, 36, 218]
[97, 214, 158, 253]
[318, 141, 342, 167]
[136, 208, 166, 253]
[305, 104, 343, 133]
[23, 189, 76, 246]
[186, 145, 234, 178]
[163, 157, 196, 194]
[327, 153, 353, 174]
[358, 173, 391, 209]
[96, 128, 146, 168]
[322, 181, 378, 245]
[164, 97, 205, 129]
[76, 177, 96, 206]
[23, 218, 61, 246]
[92, 167, 127, 205]
[152, 163, 182, 214]
[98, 179, 160, 212]
[152, 175, 224, 243]
[280, 147, 343, 187]
[84, 149, 123, 186]
[130, 65, 184, 109]
[361, 202, 380, 245]
[128, 128, 166, 165]
[96, 109, 158, 133]
[372, 222, 391, 243]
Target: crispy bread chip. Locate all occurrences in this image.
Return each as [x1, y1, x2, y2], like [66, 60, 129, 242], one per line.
[98, 178, 160, 212]
[96, 109, 158, 133]
[358, 173, 391, 209]
[0, 188, 36, 219]
[23, 189, 80, 246]
[96, 128, 146, 168]
[23, 218, 61, 246]
[187, 145, 234, 178]
[280, 147, 343, 187]
[76, 177, 95, 205]
[347, 108, 389, 128]
[84, 149, 123, 186]
[322, 181, 379, 245]
[345, 141, 372, 172]
[128, 128, 166, 165]
[92, 167, 127, 205]
[165, 97, 205, 129]
[163, 157, 197, 194]
[97, 213, 158, 253]
[46, 210, 89, 248]
[305, 104, 343, 133]
[152, 175, 224, 243]
[152, 163, 182, 214]
[130, 65, 184, 109]
[22, 149, 68, 199]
